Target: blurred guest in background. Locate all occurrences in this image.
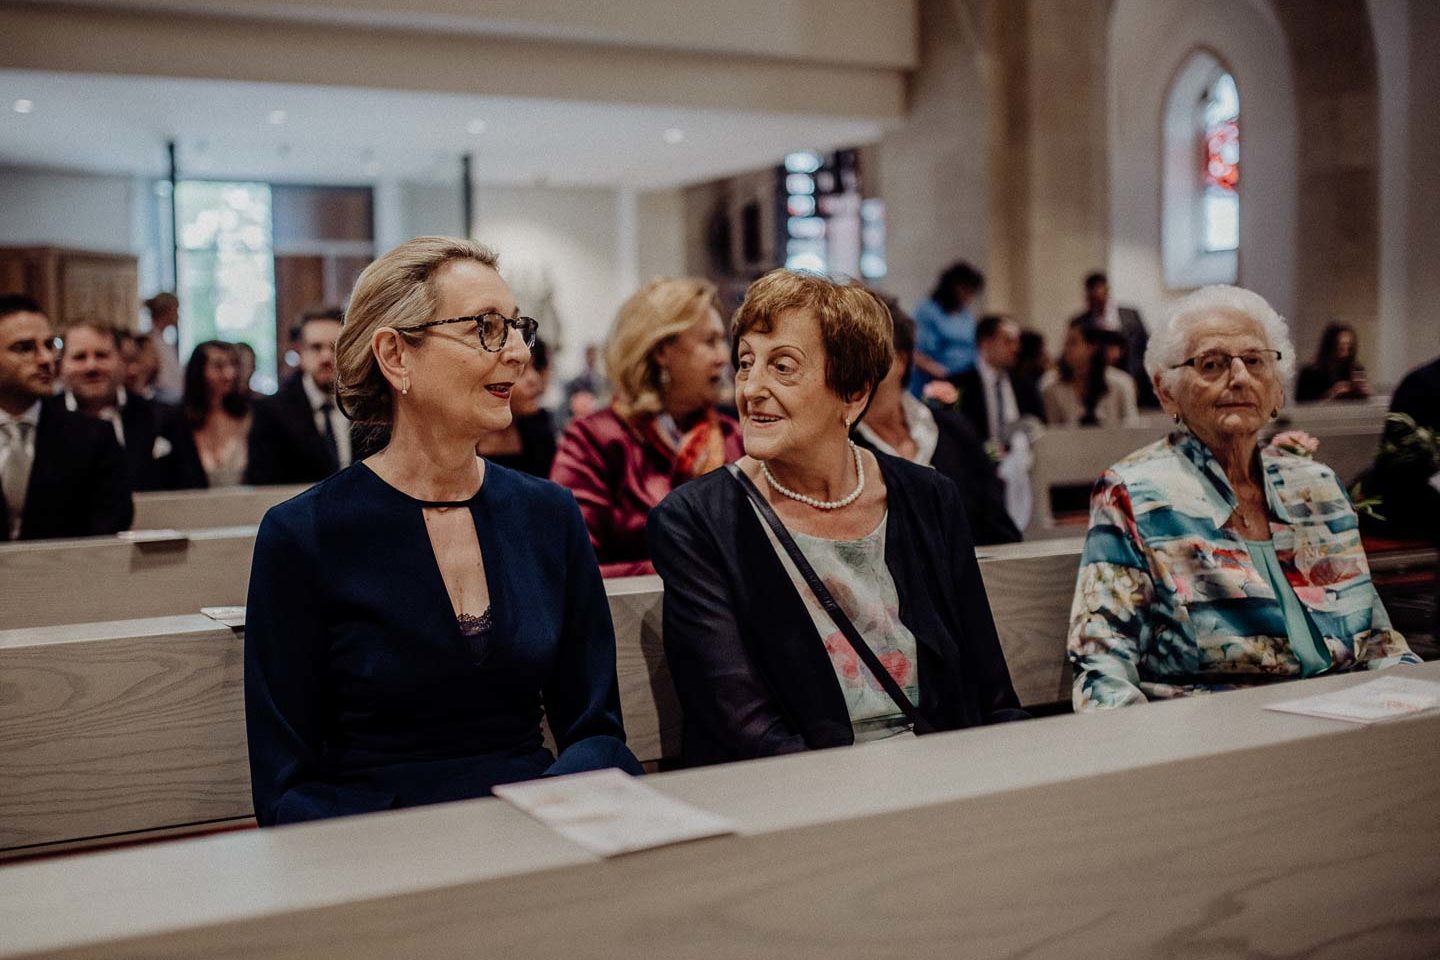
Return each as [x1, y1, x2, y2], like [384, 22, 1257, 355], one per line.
[951, 314, 1045, 443]
[854, 299, 1021, 545]
[476, 336, 557, 477]
[1072, 271, 1156, 407]
[909, 261, 984, 396]
[234, 341, 258, 400]
[0, 295, 131, 540]
[1068, 285, 1415, 711]
[143, 292, 184, 402]
[563, 343, 608, 421]
[1040, 318, 1139, 427]
[246, 236, 638, 826]
[184, 340, 251, 488]
[119, 331, 160, 400]
[1296, 323, 1371, 403]
[1014, 329, 1051, 397]
[245, 308, 349, 485]
[552, 278, 742, 577]
[60, 321, 204, 491]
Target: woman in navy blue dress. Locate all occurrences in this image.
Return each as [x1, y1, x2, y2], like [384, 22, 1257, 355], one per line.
[245, 236, 640, 826]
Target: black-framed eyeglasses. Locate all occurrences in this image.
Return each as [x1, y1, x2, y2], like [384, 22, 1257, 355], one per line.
[412, 313, 539, 353]
[1171, 349, 1282, 382]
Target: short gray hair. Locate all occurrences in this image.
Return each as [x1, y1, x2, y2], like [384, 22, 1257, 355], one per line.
[1144, 285, 1295, 394]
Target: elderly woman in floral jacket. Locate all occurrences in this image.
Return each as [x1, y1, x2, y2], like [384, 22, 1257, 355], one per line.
[1068, 285, 1417, 711]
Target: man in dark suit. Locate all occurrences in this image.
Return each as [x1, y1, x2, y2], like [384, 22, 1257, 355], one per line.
[59, 322, 206, 492]
[245, 307, 352, 486]
[1072, 271, 1157, 408]
[951, 314, 1044, 443]
[0, 295, 132, 541]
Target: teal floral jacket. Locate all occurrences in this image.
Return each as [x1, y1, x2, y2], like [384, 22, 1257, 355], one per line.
[1068, 430, 1417, 711]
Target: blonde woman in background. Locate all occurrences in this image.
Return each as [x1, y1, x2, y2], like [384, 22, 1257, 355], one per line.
[551, 278, 743, 577]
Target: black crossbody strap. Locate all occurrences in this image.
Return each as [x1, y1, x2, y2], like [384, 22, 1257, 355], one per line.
[728, 464, 935, 736]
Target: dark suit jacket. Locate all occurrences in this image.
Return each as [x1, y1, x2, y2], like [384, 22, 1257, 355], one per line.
[3, 398, 133, 541]
[1369, 357, 1440, 543]
[119, 394, 207, 492]
[853, 408, 1021, 546]
[244, 374, 339, 486]
[950, 367, 1045, 441]
[245, 462, 639, 826]
[647, 452, 1025, 768]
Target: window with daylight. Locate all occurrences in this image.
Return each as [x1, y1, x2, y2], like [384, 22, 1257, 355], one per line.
[1201, 72, 1239, 252]
[174, 181, 278, 390]
[780, 149, 884, 279]
[1162, 50, 1239, 288]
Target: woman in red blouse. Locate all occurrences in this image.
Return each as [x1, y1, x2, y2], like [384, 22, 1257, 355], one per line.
[552, 278, 743, 577]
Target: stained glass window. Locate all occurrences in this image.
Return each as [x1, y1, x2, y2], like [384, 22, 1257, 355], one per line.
[1201, 72, 1239, 253]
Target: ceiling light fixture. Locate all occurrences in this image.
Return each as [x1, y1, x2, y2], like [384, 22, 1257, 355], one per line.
[466, 118, 487, 135]
[13, 99, 34, 114]
[663, 127, 685, 144]
[267, 109, 288, 125]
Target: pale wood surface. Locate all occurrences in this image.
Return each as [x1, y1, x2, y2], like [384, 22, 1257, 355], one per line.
[132, 486, 307, 532]
[1027, 418, 1384, 536]
[0, 615, 251, 853]
[0, 527, 258, 630]
[0, 541, 1081, 855]
[1, 663, 1435, 960]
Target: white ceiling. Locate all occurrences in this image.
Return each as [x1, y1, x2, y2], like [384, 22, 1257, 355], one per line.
[0, 70, 886, 189]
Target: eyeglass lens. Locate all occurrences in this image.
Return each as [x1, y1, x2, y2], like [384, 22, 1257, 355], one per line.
[477, 314, 539, 351]
[1195, 351, 1274, 379]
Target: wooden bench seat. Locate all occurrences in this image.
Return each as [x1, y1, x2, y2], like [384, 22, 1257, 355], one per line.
[1, 661, 1435, 959]
[132, 485, 309, 531]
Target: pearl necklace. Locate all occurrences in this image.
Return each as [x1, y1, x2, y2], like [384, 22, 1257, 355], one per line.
[762, 442, 865, 510]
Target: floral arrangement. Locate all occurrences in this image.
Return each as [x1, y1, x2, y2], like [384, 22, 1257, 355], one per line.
[1348, 412, 1440, 522]
[1267, 429, 1319, 458]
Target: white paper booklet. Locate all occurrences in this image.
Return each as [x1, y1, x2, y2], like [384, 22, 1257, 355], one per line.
[492, 768, 736, 857]
[1264, 676, 1440, 724]
[200, 606, 247, 628]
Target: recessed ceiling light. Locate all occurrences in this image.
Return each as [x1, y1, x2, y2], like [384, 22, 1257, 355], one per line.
[466, 118, 487, 135]
[13, 99, 34, 114]
[663, 128, 685, 144]
[267, 109, 288, 125]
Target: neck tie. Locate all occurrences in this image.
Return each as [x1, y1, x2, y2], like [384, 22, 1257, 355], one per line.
[1, 420, 34, 537]
[318, 399, 339, 468]
[993, 376, 1007, 439]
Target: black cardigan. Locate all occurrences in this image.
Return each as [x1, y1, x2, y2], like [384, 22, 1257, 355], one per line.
[647, 451, 1025, 768]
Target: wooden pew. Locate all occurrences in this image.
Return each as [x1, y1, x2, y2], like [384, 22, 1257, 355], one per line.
[1025, 417, 1385, 539]
[0, 526, 258, 630]
[1, 662, 1436, 960]
[0, 539, 1082, 859]
[132, 485, 308, 531]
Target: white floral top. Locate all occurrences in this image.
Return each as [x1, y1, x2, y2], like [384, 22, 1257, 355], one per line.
[752, 507, 921, 742]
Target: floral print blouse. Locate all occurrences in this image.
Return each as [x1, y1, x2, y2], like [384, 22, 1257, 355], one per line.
[1068, 429, 1417, 711]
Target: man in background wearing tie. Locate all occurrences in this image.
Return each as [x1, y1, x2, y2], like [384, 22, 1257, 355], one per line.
[952, 314, 1044, 445]
[245, 307, 351, 486]
[0, 295, 132, 541]
[58, 322, 205, 492]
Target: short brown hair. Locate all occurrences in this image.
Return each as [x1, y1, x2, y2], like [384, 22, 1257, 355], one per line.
[337, 236, 499, 424]
[731, 270, 893, 402]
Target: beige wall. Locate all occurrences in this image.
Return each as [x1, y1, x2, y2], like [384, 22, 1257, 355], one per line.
[1403, 0, 1440, 368]
[636, 189, 686, 285]
[0, 166, 140, 255]
[44, 0, 918, 69]
[875, 0, 991, 315]
[0, 4, 906, 122]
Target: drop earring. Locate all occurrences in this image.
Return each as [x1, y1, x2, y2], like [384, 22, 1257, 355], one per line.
[401, 374, 410, 396]
[1172, 413, 1181, 424]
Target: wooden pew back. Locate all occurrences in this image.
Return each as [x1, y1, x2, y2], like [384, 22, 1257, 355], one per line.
[0, 540, 1082, 858]
[132, 485, 308, 531]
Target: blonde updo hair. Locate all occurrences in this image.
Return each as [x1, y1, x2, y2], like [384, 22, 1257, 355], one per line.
[605, 277, 720, 418]
[336, 236, 500, 424]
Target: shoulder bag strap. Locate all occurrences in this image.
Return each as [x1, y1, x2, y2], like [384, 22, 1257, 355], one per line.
[727, 464, 936, 735]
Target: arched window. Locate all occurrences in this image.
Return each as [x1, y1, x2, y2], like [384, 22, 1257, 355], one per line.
[1163, 51, 1240, 287]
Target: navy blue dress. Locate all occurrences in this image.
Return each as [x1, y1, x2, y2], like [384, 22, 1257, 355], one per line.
[244, 460, 640, 826]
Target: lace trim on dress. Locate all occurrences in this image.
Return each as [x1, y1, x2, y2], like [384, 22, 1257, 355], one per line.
[457, 607, 494, 663]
